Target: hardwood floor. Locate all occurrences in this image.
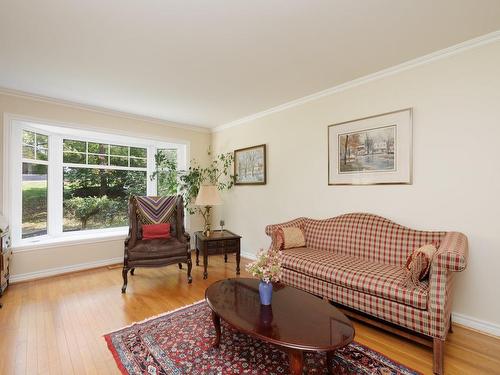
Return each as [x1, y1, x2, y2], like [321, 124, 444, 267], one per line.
[0, 255, 499, 375]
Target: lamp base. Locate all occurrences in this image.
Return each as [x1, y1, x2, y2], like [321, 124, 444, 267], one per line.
[201, 206, 212, 237]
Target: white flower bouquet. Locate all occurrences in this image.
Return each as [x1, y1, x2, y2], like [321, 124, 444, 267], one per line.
[245, 248, 283, 283]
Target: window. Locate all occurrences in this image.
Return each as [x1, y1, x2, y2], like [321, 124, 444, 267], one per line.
[22, 130, 49, 238]
[8, 119, 187, 246]
[156, 148, 178, 196]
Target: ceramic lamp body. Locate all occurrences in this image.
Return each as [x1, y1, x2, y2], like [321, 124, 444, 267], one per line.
[258, 281, 273, 305]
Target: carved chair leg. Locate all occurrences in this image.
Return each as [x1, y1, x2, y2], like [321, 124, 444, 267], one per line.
[130, 268, 135, 275]
[121, 267, 130, 293]
[187, 257, 193, 284]
[433, 338, 444, 375]
[178, 263, 182, 269]
[449, 316, 453, 333]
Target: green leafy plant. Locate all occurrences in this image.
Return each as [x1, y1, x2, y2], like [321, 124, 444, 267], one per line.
[152, 148, 235, 215]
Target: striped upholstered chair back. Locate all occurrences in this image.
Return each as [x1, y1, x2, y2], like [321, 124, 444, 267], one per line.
[130, 195, 183, 240]
[303, 213, 446, 266]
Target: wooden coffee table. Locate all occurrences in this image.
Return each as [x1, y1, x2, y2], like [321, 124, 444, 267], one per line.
[205, 278, 355, 374]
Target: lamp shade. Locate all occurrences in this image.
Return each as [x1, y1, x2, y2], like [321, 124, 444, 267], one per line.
[195, 185, 222, 206]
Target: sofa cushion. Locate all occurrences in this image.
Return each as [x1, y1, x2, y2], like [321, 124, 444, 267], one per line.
[274, 227, 306, 249]
[282, 247, 429, 310]
[403, 243, 437, 287]
[128, 238, 187, 260]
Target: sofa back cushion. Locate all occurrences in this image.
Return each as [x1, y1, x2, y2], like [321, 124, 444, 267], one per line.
[303, 213, 445, 266]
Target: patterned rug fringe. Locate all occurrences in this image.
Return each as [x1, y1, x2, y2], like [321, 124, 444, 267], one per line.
[103, 299, 205, 336]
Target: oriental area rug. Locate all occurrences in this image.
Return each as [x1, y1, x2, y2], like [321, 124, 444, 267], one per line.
[104, 300, 420, 375]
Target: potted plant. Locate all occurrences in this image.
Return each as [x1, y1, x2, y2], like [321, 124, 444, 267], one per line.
[151, 148, 234, 221]
[246, 248, 283, 305]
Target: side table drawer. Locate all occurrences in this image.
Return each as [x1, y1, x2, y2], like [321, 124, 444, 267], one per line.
[225, 239, 239, 248]
[207, 240, 223, 249]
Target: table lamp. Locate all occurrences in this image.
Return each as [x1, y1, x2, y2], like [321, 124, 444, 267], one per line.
[195, 185, 222, 236]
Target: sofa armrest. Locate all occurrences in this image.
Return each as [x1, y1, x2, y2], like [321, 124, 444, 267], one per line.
[265, 217, 308, 237]
[434, 231, 468, 272]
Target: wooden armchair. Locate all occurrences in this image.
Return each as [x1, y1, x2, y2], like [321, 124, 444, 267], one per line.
[122, 195, 192, 293]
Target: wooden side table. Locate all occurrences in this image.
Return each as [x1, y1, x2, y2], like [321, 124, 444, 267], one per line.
[195, 230, 241, 279]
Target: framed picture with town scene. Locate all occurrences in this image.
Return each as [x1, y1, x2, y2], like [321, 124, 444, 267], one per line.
[328, 108, 412, 185]
[234, 144, 266, 185]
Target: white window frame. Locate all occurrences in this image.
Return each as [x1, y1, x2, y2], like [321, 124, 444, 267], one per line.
[3, 114, 189, 250]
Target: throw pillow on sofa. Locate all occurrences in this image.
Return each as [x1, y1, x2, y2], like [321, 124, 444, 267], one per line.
[272, 227, 306, 250]
[403, 243, 437, 287]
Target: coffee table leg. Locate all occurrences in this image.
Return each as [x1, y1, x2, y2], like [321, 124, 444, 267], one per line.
[288, 349, 303, 375]
[211, 310, 221, 348]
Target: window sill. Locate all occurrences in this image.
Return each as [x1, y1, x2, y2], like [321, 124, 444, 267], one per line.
[12, 228, 128, 253]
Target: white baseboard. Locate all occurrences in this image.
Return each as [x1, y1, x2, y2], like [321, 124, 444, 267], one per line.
[240, 250, 257, 260]
[10, 257, 123, 283]
[452, 312, 500, 337]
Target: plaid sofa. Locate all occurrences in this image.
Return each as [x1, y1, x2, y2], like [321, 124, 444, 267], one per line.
[266, 213, 468, 374]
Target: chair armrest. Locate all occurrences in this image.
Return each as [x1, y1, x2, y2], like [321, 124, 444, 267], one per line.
[265, 217, 308, 237]
[125, 227, 137, 250]
[434, 231, 468, 272]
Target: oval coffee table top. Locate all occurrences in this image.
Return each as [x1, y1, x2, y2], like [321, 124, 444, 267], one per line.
[205, 278, 355, 351]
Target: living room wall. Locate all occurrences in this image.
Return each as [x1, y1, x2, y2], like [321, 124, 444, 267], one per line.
[212, 40, 500, 333]
[0, 92, 211, 279]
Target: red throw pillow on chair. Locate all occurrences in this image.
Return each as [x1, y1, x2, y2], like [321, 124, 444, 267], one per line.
[142, 223, 171, 240]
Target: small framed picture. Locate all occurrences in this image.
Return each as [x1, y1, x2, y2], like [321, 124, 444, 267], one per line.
[234, 144, 266, 185]
[328, 108, 412, 185]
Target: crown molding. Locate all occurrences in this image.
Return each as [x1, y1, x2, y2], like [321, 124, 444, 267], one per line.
[0, 87, 211, 134]
[213, 29, 500, 133]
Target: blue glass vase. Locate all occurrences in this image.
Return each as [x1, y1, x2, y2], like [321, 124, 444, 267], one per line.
[259, 280, 273, 305]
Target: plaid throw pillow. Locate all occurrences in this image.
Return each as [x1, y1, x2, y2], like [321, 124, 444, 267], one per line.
[403, 244, 437, 287]
[272, 227, 306, 250]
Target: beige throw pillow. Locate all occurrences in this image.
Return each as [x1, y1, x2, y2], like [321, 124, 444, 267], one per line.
[273, 227, 306, 250]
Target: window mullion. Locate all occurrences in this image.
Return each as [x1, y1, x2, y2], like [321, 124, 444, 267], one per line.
[147, 146, 156, 196]
[10, 125, 23, 244]
[48, 135, 63, 237]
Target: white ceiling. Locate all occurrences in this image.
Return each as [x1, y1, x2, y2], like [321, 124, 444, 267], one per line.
[1, 1, 500, 128]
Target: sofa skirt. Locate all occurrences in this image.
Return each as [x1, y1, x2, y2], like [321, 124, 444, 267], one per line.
[282, 267, 435, 338]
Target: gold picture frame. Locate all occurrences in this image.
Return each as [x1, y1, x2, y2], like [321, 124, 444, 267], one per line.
[234, 144, 267, 185]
